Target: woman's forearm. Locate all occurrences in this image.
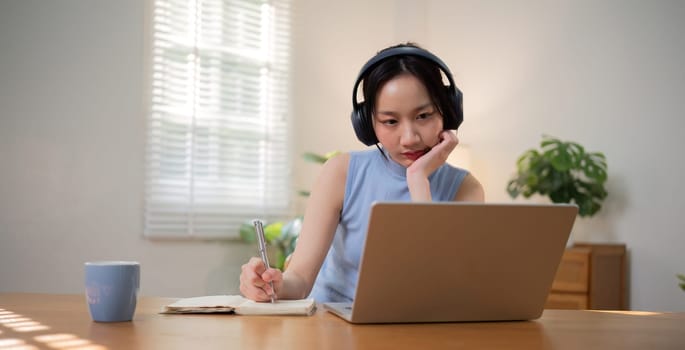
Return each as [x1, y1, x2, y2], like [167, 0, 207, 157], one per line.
[407, 171, 432, 201]
[279, 269, 311, 300]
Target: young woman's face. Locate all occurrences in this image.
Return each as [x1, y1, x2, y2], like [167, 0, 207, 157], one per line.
[373, 74, 444, 167]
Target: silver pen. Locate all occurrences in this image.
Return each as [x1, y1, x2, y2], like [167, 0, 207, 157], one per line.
[253, 219, 276, 303]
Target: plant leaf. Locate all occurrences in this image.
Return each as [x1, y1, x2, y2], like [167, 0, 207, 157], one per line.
[239, 222, 256, 243]
[506, 179, 520, 198]
[516, 149, 539, 170]
[264, 222, 284, 242]
[582, 152, 608, 183]
[302, 152, 329, 164]
[678, 274, 685, 292]
[543, 140, 574, 172]
[507, 135, 608, 217]
[282, 216, 303, 239]
[324, 150, 342, 159]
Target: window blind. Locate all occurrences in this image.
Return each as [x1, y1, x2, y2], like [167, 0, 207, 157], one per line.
[144, 0, 291, 238]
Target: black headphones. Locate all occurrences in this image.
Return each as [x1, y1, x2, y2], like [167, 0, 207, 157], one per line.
[350, 46, 463, 146]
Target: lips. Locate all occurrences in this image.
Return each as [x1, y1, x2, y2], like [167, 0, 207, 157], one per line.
[402, 149, 428, 161]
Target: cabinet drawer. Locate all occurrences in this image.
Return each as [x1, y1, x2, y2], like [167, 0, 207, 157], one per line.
[545, 292, 589, 309]
[551, 248, 590, 293]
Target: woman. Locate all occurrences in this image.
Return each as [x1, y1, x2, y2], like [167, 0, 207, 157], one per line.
[240, 43, 485, 302]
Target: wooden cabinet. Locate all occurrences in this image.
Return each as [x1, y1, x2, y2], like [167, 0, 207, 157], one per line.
[545, 243, 627, 310]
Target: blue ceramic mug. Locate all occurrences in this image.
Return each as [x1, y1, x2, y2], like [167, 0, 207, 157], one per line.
[85, 261, 140, 322]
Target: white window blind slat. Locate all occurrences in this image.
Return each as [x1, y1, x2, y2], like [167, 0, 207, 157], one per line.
[145, 0, 291, 238]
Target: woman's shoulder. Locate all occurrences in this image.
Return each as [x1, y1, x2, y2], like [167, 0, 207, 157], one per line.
[319, 151, 350, 177]
[320, 149, 383, 184]
[453, 172, 485, 202]
[326, 149, 379, 170]
[348, 148, 379, 160]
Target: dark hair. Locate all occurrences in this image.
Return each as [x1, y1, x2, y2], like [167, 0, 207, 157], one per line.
[360, 43, 458, 130]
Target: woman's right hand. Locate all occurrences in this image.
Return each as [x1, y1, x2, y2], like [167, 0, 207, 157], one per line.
[239, 257, 283, 302]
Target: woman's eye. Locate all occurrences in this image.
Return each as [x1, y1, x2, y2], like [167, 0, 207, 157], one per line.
[382, 119, 397, 125]
[417, 112, 433, 120]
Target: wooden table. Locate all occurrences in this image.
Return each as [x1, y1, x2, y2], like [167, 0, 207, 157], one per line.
[1, 293, 683, 349]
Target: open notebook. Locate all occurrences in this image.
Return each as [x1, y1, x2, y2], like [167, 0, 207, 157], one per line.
[161, 295, 316, 316]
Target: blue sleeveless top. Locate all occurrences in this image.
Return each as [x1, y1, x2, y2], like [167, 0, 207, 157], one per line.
[309, 149, 469, 302]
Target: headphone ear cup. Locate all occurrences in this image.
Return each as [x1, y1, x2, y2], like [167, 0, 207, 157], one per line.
[443, 87, 463, 130]
[351, 102, 378, 146]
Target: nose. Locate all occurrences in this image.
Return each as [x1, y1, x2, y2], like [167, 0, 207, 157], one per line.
[399, 122, 420, 147]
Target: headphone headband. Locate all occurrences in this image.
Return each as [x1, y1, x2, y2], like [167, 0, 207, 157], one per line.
[352, 46, 458, 107]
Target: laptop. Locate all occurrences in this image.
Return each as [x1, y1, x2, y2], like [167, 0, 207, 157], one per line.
[324, 202, 578, 324]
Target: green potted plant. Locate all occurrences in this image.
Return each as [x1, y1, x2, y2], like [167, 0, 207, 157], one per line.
[239, 218, 302, 270]
[239, 151, 340, 269]
[678, 274, 685, 292]
[506, 135, 608, 217]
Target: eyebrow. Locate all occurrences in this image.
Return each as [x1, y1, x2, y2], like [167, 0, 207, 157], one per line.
[376, 103, 434, 116]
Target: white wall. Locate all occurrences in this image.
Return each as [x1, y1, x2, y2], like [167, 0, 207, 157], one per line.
[1, 0, 684, 311]
[0, 0, 253, 298]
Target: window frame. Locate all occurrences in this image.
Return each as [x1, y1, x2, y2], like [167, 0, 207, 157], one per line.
[142, 0, 293, 239]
